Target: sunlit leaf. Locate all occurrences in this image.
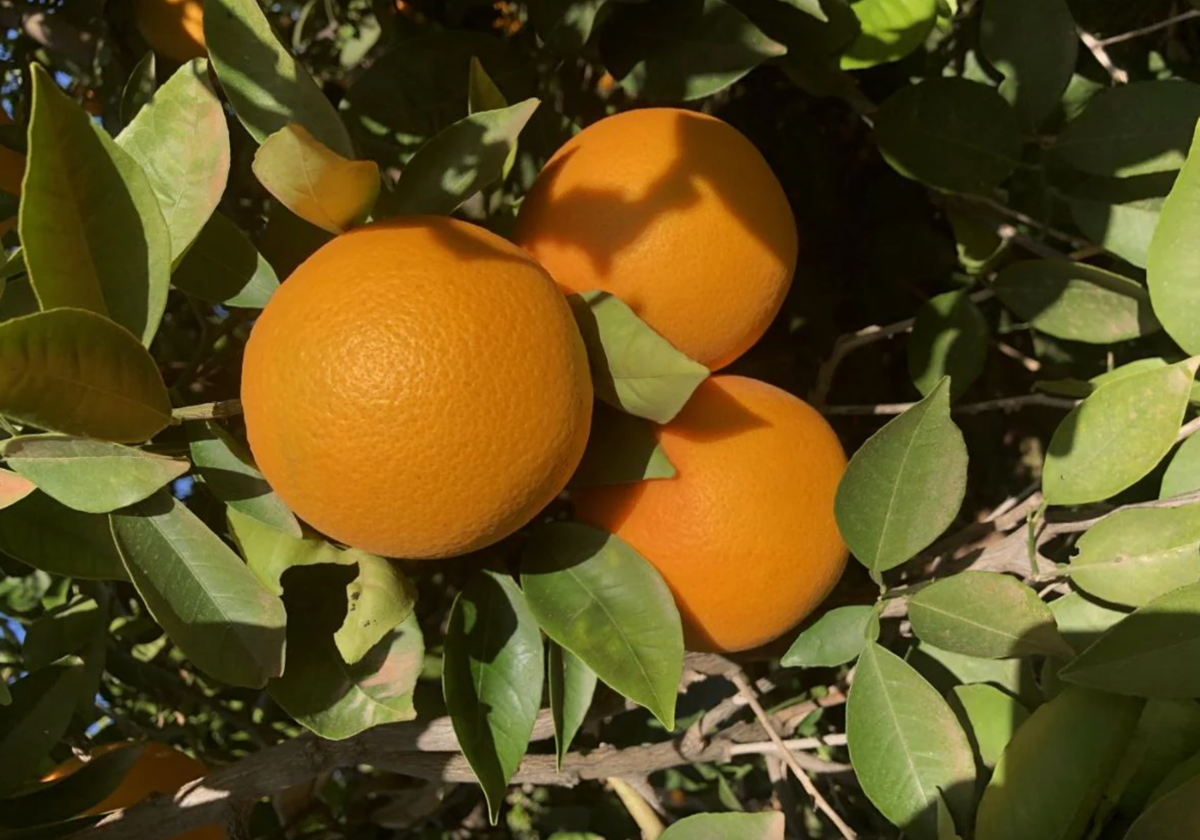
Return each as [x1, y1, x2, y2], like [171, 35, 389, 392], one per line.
[0, 469, 35, 510]
[189, 423, 299, 536]
[840, 0, 937, 70]
[1066, 172, 1173, 270]
[549, 643, 597, 769]
[781, 604, 879, 668]
[1162, 433, 1200, 500]
[950, 683, 1029, 768]
[657, 812, 784, 840]
[907, 289, 988, 400]
[1148, 119, 1200, 355]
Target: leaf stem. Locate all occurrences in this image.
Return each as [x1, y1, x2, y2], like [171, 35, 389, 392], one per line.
[607, 777, 665, 840]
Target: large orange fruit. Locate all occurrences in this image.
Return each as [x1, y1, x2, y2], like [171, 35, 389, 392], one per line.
[573, 376, 847, 652]
[515, 108, 797, 371]
[135, 0, 207, 63]
[242, 217, 593, 559]
[43, 742, 223, 840]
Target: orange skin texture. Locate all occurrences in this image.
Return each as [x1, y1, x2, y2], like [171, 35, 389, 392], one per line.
[135, 0, 207, 64]
[43, 742, 223, 840]
[242, 217, 593, 560]
[574, 376, 848, 653]
[515, 108, 797, 371]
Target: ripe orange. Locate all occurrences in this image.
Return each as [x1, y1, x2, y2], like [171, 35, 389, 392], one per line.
[43, 742, 223, 840]
[135, 0, 207, 64]
[573, 376, 847, 652]
[242, 217, 593, 560]
[515, 108, 797, 371]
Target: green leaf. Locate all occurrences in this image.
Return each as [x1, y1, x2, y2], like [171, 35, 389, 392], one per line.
[946, 205, 1005, 275]
[571, 404, 676, 488]
[1055, 81, 1200, 178]
[847, 643, 977, 840]
[1048, 590, 1128, 654]
[268, 565, 422, 740]
[172, 211, 280, 309]
[781, 604, 879, 668]
[1163, 433, 1200, 500]
[908, 290, 988, 401]
[0, 469, 36, 510]
[253, 124, 380, 235]
[1114, 699, 1200, 817]
[443, 570, 545, 824]
[521, 522, 684, 730]
[0, 309, 172, 443]
[204, 0, 353, 157]
[0, 659, 85, 795]
[382, 99, 538, 217]
[979, 0, 1077, 129]
[120, 51, 156, 127]
[1148, 747, 1200, 805]
[21, 595, 103, 670]
[468, 57, 509, 113]
[116, 58, 229, 262]
[4, 435, 188, 514]
[568, 292, 708, 424]
[0, 743, 145, 830]
[602, 0, 785, 101]
[835, 378, 968, 574]
[227, 507, 340, 592]
[527, 0, 610, 54]
[1125, 773, 1200, 840]
[1149, 120, 1200, 354]
[1060, 581, 1200, 698]
[1068, 505, 1200, 608]
[1043, 358, 1197, 505]
[874, 78, 1022, 194]
[950, 683, 1029, 769]
[21, 66, 170, 346]
[549, 643, 597, 769]
[188, 422, 300, 538]
[0, 492, 126, 580]
[994, 261, 1159, 344]
[657, 812, 784, 840]
[840, 0, 937, 70]
[1065, 173, 1173, 270]
[111, 492, 287, 688]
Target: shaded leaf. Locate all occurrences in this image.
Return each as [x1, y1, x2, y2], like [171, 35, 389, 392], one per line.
[21, 596, 103, 670]
[549, 643, 597, 769]
[173, 211, 279, 309]
[0, 309, 171, 443]
[657, 812, 785, 840]
[1043, 358, 1197, 505]
[468, 56, 509, 112]
[571, 404, 676, 488]
[847, 643, 977, 840]
[1113, 699, 1200, 817]
[0, 743, 145, 830]
[120, 51, 156, 127]
[840, 0, 937, 70]
[781, 604, 879, 668]
[907, 641, 1043, 717]
[528, 0, 610, 54]
[0, 492, 126, 580]
[568, 291, 708, 424]
[0, 469, 35, 510]
[979, 0, 1077, 129]
[521, 522, 683, 729]
[227, 507, 340, 593]
[950, 683, 1029, 768]
[835, 378, 968, 574]
[443, 571, 544, 824]
[1163, 433, 1200, 500]
[1048, 590, 1128, 654]
[1125, 773, 1200, 840]
[907, 290, 988, 400]
[111, 492, 287, 688]
[189, 422, 300, 537]
[0, 659, 85, 795]
[4, 435, 188, 514]
[1148, 119, 1200, 355]
[1148, 746, 1200, 805]
[1065, 172, 1173, 270]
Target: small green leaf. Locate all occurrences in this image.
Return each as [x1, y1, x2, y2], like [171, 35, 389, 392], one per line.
[908, 571, 1074, 659]
[0, 309, 172, 444]
[0, 492, 126, 580]
[21, 596, 103, 670]
[1163, 433, 1200, 499]
[521, 522, 683, 730]
[0, 658, 85, 795]
[172, 212, 280, 309]
[111, 492, 287, 688]
[383, 99, 539, 217]
[527, 0, 610, 54]
[269, 565, 422, 740]
[0, 743, 145, 830]
[1069, 504, 1200, 608]
[1148, 119, 1200, 355]
[0, 469, 35, 510]
[253, 124, 380, 235]
[946, 205, 1005, 275]
[975, 687, 1143, 840]
[22, 65, 170, 346]
[443, 570, 545, 824]
[835, 378, 968, 573]
[189, 423, 300, 537]
[979, 0, 1077, 129]
[1066, 172, 1173, 270]
[840, 0, 937, 70]
[569, 292, 708, 424]
[116, 58, 229, 262]
[1060, 581, 1200, 698]
[1043, 358, 1197, 506]
[549, 643, 597, 769]
[874, 78, 1022, 194]
[847, 643, 977, 840]
[204, 0, 354, 157]
[1125, 773, 1200, 840]
[571, 404, 676, 488]
[908, 290, 989, 400]
[950, 683, 1029, 769]
[4, 435, 188, 514]
[657, 812, 785, 840]
[120, 51, 156, 127]
[1056, 81, 1200, 178]
[469, 57, 509, 113]
[994, 261, 1159, 344]
[781, 604, 879, 668]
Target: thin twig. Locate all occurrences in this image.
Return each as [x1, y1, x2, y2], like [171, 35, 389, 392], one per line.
[821, 393, 1078, 416]
[607, 778, 665, 840]
[1078, 26, 1129, 83]
[731, 671, 857, 840]
[1096, 8, 1200, 46]
[958, 195, 1095, 251]
[1179, 414, 1200, 443]
[171, 400, 244, 423]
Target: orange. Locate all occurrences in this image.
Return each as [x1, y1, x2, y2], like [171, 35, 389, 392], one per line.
[515, 108, 797, 371]
[135, 0, 207, 64]
[43, 742, 223, 840]
[241, 217, 593, 560]
[573, 376, 847, 652]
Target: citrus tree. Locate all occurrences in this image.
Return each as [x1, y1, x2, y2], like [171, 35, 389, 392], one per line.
[3, 1, 1200, 839]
